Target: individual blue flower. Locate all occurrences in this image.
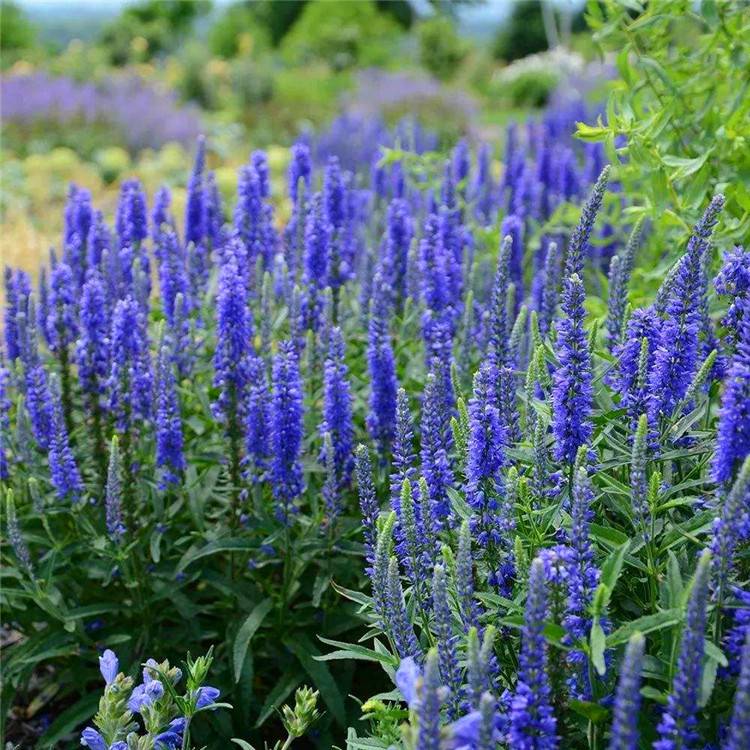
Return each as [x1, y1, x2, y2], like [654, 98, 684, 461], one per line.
[563, 466, 599, 700]
[63, 184, 92, 251]
[116, 178, 148, 248]
[98, 649, 119, 686]
[606, 219, 644, 351]
[416, 648, 443, 750]
[466, 361, 506, 546]
[564, 165, 610, 279]
[386, 556, 421, 661]
[151, 185, 173, 242]
[654, 551, 711, 750]
[420, 371, 454, 525]
[473, 142, 495, 225]
[4, 267, 30, 361]
[726, 630, 750, 750]
[80, 727, 107, 750]
[384, 198, 414, 306]
[366, 272, 398, 455]
[203, 171, 224, 249]
[47, 261, 79, 354]
[509, 557, 558, 750]
[712, 314, 750, 484]
[127, 678, 164, 713]
[615, 308, 661, 424]
[710, 457, 750, 604]
[213, 240, 252, 421]
[714, 245, 750, 351]
[36, 267, 53, 348]
[155, 226, 190, 328]
[153, 718, 186, 749]
[234, 163, 266, 272]
[608, 633, 645, 750]
[87, 210, 112, 269]
[432, 564, 462, 718]
[500, 214, 524, 303]
[552, 274, 593, 464]
[488, 235, 513, 369]
[302, 192, 332, 330]
[185, 135, 206, 247]
[538, 238, 561, 338]
[195, 685, 220, 708]
[244, 354, 271, 482]
[271, 341, 304, 523]
[155, 337, 185, 487]
[76, 270, 110, 397]
[108, 296, 152, 431]
[321, 326, 354, 488]
[390, 387, 417, 517]
[355, 444, 379, 571]
[288, 141, 312, 203]
[18, 309, 54, 450]
[419, 213, 454, 337]
[48, 376, 83, 502]
[649, 195, 725, 421]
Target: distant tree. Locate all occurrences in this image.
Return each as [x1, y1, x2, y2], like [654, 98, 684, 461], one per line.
[0, 1, 37, 51]
[208, 2, 271, 58]
[247, 0, 307, 47]
[493, 1, 547, 62]
[376, 0, 414, 28]
[417, 16, 466, 81]
[281, 0, 400, 71]
[493, 0, 587, 62]
[100, 0, 211, 65]
[209, 0, 411, 56]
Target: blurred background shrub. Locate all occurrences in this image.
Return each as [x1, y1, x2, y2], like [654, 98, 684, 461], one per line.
[1, 0, 606, 272]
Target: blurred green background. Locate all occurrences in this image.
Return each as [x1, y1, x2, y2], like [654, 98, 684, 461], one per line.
[1, 0, 601, 273]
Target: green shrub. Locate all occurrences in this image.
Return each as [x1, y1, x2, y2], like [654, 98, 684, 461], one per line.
[580, 0, 750, 248]
[281, 0, 400, 71]
[492, 1, 548, 62]
[208, 2, 272, 59]
[505, 67, 559, 108]
[0, 1, 36, 53]
[416, 16, 467, 81]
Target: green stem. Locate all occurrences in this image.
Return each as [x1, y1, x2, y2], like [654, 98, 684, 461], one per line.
[180, 717, 191, 750]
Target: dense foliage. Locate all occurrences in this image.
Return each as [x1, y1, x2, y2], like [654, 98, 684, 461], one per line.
[3, 3, 750, 750]
[4, 84, 750, 749]
[579, 0, 750, 248]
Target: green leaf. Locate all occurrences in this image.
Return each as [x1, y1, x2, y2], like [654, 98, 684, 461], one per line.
[590, 620, 607, 676]
[569, 699, 609, 723]
[230, 740, 256, 750]
[177, 538, 257, 572]
[606, 610, 682, 647]
[233, 599, 273, 683]
[316, 637, 398, 666]
[640, 685, 668, 705]
[599, 541, 631, 603]
[35, 692, 99, 748]
[284, 634, 346, 727]
[575, 120, 609, 141]
[253, 668, 303, 728]
[704, 639, 728, 668]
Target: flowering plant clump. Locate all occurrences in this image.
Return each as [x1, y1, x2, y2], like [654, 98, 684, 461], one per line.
[79, 648, 223, 750]
[2, 92, 750, 749]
